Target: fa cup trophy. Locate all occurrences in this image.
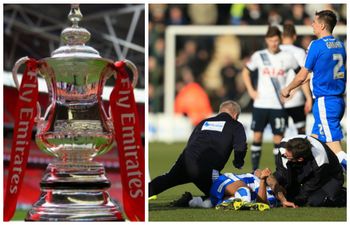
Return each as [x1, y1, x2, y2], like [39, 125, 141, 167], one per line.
[5, 4, 144, 221]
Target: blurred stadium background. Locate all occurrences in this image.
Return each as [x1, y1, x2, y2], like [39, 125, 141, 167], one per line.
[148, 3, 347, 142]
[148, 3, 347, 221]
[3, 4, 145, 220]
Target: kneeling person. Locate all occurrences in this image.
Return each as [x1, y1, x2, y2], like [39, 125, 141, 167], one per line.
[272, 135, 346, 207]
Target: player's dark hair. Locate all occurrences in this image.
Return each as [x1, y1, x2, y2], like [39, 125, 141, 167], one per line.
[315, 10, 337, 33]
[265, 26, 281, 38]
[286, 138, 313, 160]
[282, 23, 296, 38]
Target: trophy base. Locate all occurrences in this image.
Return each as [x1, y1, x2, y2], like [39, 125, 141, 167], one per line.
[26, 162, 124, 221]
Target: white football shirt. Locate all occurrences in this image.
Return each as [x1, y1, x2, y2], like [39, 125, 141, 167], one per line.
[280, 44, 307, 108]
[246, 49, 299, 109]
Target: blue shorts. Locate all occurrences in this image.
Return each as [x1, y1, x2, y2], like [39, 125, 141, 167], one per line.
[210, 175, 234, 206]
[312, 96, 345, 142]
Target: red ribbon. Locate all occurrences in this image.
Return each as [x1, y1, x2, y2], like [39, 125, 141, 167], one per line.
[110, 61, 145, 221]
[4, 59, 38, 221]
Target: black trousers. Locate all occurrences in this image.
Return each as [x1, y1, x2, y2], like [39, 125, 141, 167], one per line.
[290, 178, 346, 207]
[307, 178, 346, 207]
[149, 153, 213, 197]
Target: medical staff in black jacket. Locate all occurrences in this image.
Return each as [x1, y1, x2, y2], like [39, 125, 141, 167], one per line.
[149, 100, 247, 197]
[273, 135, 345, 207]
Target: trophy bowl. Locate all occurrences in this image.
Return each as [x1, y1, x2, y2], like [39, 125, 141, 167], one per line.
[35, 57, 116, 162]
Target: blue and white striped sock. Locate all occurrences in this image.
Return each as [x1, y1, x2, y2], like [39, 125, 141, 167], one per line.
[234, 187, 251, 203]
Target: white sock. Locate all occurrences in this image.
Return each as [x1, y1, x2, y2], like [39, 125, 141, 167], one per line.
[336, 151, 347, 163]
[202, 199, 213, 208]
[227, 196, 236, 201]
[189, 197, 213, 208]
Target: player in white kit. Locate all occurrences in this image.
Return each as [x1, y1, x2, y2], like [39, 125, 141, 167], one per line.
[242, 26, 299, 170]
[280, 23, 313, 134]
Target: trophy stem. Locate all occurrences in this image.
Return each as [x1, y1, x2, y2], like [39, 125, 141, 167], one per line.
[26, 162, 124, 221]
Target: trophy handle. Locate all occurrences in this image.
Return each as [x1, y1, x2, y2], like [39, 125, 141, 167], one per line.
[12, 56, 42, 122]
[123, 59, 138, 88]
[107, 59, 139, 127]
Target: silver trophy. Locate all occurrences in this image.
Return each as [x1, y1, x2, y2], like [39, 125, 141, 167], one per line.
[11, 4, 138, 221]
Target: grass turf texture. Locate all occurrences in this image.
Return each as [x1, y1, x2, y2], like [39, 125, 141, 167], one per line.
[149, 142, 346, 221]
[12, 210, 129, 221]
[12, 210, 27, 220]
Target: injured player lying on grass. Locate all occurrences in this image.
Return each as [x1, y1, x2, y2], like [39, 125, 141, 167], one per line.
[170, 168, 297, 211]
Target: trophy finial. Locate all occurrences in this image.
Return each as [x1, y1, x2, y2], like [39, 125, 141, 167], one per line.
[60, 4, 91, 46]
[51, 4, 100, 58]
[68, 4, 83, 27]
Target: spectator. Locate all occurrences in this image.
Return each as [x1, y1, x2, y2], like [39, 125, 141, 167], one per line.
[220, 56, 245, 102]
[166, 5, 188, 25]
[230, 4, 246, 25]
[149, 56, 163, 112]
[285, 4, 311, 25]
[241, 4, 267, 25]
[300, 35, 313, 50]
[151, 37, 165, 66]
[188, 4, 218, 25]
[267, 7, 282, 26]
[174, 67, 213, 125]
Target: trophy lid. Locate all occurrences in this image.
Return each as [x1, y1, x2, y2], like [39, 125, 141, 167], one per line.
[51, 4, 101, 58]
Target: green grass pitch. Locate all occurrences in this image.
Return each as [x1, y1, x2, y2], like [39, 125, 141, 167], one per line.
[12, 210, 27, 221]
[149, 142, 346, 221]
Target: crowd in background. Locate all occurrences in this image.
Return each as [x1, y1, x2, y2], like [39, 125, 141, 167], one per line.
[148, 4, 347, 116]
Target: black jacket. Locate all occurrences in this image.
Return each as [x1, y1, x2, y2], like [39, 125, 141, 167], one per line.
[274, 135, 344, 206]
[183, 112, 247, 171]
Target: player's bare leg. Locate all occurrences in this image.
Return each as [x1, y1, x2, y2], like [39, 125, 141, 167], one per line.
[312, 134, 346, 172]
[327, 141, 347, 172]
[326, 141, 343, 154]
[311, 134, 318, 138]
[224, 180, 247, 196]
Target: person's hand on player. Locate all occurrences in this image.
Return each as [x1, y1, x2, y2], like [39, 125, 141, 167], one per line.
[281, 200, 298, 208]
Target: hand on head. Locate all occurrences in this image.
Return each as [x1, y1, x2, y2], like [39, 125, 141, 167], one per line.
[254, 168, 271, 179]
[260, 168, 272, 179]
